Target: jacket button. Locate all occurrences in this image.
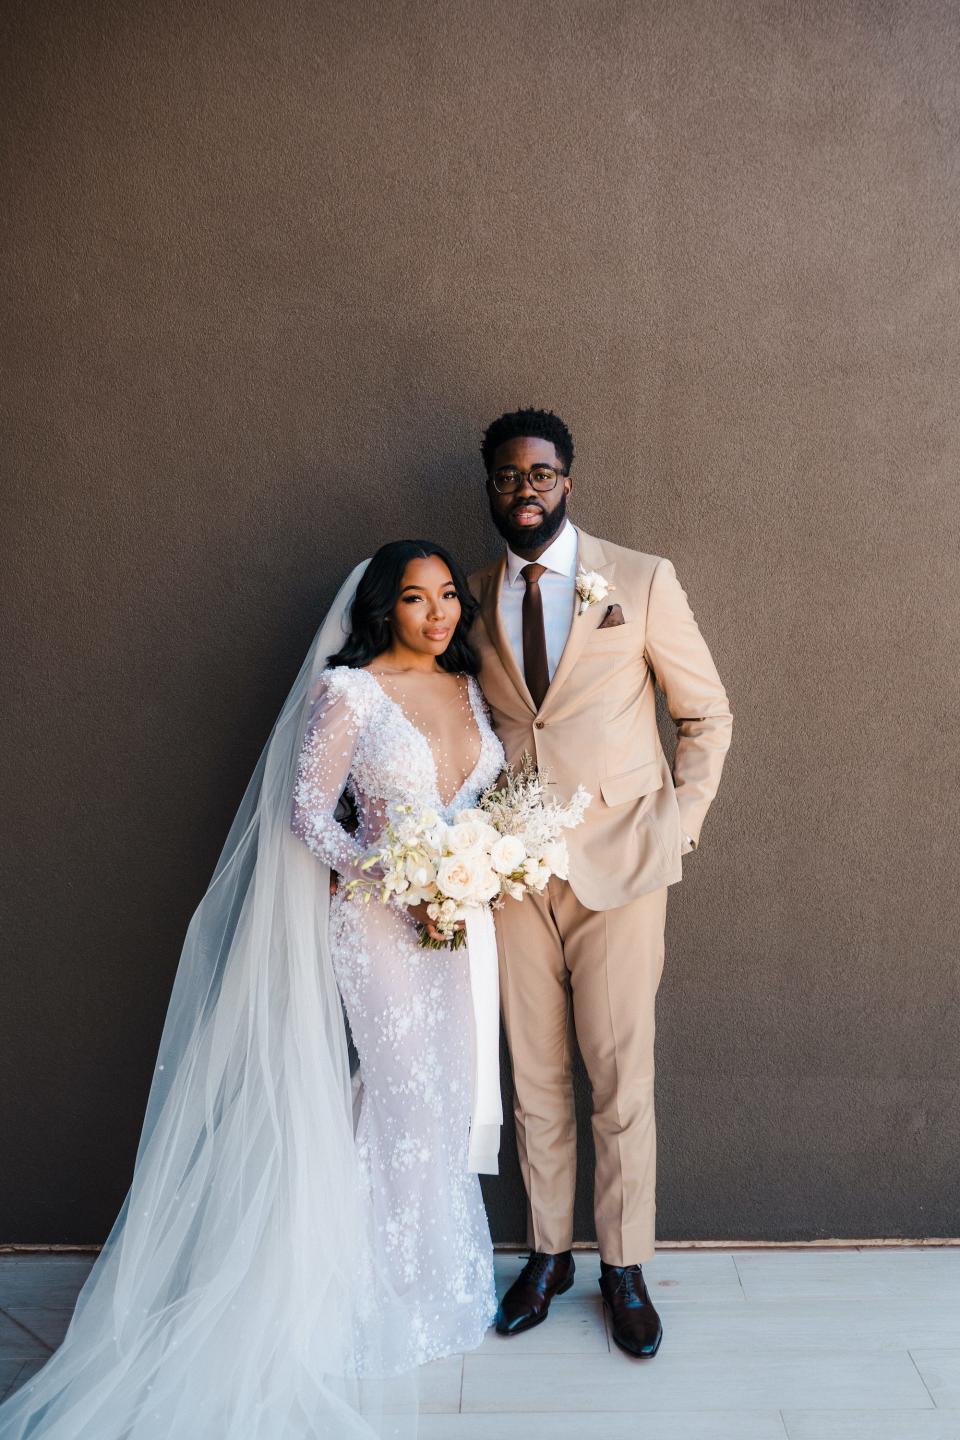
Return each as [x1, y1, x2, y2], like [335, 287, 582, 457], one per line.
[535, 720, 545, 729]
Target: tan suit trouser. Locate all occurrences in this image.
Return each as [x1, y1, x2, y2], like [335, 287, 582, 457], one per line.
[495, 877, 668, 1266]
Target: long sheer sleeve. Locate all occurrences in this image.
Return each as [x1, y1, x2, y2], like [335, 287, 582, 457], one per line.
[289, 671, 368, 877]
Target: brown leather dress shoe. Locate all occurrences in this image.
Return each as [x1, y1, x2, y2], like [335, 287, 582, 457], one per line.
[599, 1261, 663, 1357]
[495, 1250, 575, 1335]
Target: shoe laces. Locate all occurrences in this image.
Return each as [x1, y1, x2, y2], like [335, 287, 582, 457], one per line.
[521, 1250, 556, 1285]
[609, 1265, 644, 1303]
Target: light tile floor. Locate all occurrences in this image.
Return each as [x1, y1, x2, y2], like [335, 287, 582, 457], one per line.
[2, 1247, 960, 1438]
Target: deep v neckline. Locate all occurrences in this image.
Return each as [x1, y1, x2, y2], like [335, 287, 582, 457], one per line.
[360, 668, 488, 812]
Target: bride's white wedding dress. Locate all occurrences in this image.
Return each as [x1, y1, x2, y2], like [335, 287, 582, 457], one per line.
[0, 563, 497, 1439]
[289, 665, 505, 1372]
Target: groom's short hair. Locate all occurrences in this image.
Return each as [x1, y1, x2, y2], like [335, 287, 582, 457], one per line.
[480, 407, 575, 475]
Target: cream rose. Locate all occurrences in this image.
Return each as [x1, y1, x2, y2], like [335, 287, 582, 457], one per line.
[447, 817, 498, 854]
[436, 854, 483, 901]
[473, 865, 501, 904]
[490, 834, 527, 875]
[437, 854, 500, 904]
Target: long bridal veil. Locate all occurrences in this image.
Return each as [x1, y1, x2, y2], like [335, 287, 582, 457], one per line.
[0, 557, 419, 1439]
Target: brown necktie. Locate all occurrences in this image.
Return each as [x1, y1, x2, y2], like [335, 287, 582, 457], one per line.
[520, 562, 549, 708]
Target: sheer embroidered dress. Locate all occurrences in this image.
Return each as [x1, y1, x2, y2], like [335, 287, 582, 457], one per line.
[289, 665, 505, 1371]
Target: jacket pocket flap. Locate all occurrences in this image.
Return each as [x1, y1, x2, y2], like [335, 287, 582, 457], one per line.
[599, 760, 664, 807]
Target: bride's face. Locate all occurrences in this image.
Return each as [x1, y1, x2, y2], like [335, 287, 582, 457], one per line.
[389, 555, 463, 659]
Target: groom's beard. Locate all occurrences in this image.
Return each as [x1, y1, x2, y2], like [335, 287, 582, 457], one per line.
[489, 492, 568, 553]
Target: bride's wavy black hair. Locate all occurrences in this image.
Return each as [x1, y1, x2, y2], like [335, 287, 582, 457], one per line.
[327, 539, 481, 674]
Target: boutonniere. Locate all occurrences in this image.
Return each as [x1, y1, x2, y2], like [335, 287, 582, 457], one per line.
[575, 566, 613, 615]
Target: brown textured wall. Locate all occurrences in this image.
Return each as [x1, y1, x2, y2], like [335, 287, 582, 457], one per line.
[2, 0, 958, 1245]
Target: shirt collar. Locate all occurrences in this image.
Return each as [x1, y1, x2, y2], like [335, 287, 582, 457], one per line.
[505, 519, 579, 587]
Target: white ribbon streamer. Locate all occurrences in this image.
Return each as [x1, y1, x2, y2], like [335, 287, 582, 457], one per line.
[463, 905, 503, 1174]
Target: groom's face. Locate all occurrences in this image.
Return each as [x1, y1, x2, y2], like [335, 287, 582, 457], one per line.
[486, 436, 572, 555]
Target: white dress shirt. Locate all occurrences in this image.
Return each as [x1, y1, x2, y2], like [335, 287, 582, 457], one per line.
[501, 518, 579, 682]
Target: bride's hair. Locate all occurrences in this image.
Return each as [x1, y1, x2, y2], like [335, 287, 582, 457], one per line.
[327, 538, 480, 673]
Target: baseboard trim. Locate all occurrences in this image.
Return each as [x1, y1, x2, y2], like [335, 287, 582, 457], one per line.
[497, 1237, 960, 1250]
[3, 1236, 958, 1255]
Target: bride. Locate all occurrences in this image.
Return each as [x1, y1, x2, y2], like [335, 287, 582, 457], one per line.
[0, 539, 505, 1440]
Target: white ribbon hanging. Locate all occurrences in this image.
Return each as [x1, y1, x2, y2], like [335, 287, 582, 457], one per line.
[463, 905, 503, 1174]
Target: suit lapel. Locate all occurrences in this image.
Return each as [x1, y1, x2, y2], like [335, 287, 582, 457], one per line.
[479, 552, 537, 715]
[481, 529, 617, 718]
[538, 529, 617, 716]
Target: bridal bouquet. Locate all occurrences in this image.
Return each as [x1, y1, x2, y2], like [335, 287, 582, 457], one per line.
[346, 756, 591, 948]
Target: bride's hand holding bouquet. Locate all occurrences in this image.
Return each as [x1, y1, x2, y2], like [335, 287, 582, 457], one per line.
[346, 756, 590, 948]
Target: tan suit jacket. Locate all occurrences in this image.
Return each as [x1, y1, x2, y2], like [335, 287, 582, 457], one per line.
[468, 528, 733, 911]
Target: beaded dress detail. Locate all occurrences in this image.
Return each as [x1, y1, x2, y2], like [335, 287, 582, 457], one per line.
[289, 665, 505, 1372]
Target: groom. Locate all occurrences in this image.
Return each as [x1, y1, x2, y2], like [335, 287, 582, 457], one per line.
[468, 407, 733, 1358]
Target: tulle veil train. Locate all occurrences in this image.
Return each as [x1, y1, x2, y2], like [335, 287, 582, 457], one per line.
[0, 557, 421, 1439]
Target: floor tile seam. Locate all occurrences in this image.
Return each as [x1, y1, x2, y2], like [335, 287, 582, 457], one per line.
[778, 1408, 960, 1424]
[455, 1406, 945, 1419]
[0, 1360, 33, 1403]
[462, 1342, 946, 1361]
[0, 1306, 54, 1354]
[733, 1289, 960, 1302]
[435, 1406, 819, 1420]
[456, 1405, 944, 1417]
[906, 1346, 941, 1407]
[515, 1293, 895, 1312]
[480, 1336, 607, 1347]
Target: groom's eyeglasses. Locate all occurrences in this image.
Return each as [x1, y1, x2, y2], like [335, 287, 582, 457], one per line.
[491, 465, 565, 494]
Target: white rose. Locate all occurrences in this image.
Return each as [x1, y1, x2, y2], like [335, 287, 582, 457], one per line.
[437, 854, 500, 905]
[447, 818, 498, 854]
[437, 854, 484, 901]
[472, 865, 501, 904]
[518, 858, 548, 892]
[490, 834, 527, 875]
[522, 857, 541, 885]
[538, 839, 569, 881]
